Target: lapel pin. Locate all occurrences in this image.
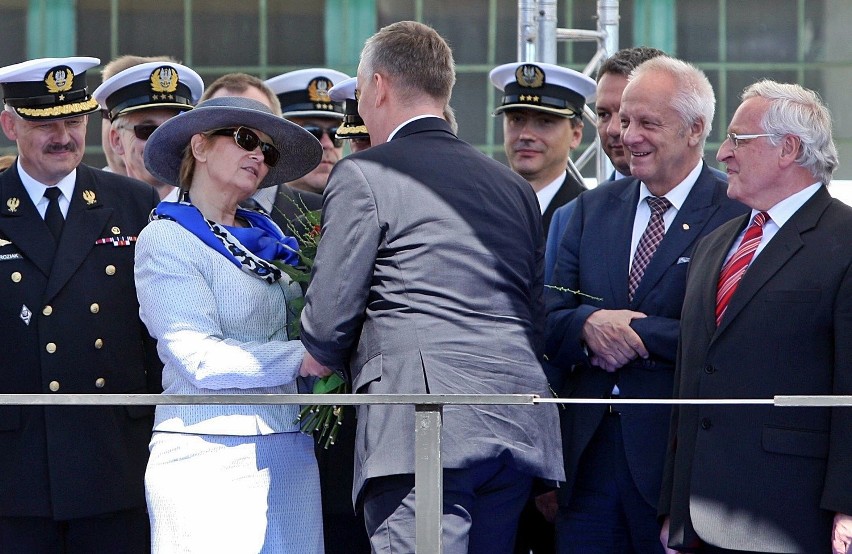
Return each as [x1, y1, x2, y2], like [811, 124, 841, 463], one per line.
[83, 190, 97, 205]
[6, 198, 20, 212]
[111, 226, 121, 235]
[682, 223, 690, 230]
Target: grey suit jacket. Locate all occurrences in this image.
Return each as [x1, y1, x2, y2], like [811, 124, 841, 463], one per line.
[661, 186, 852, 552]
[301, 117, 564, 505]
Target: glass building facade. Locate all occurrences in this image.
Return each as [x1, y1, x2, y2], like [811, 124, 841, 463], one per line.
[1, 0, 850, 179]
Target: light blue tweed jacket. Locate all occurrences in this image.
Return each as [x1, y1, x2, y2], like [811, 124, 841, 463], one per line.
[135, 218, 305, 435]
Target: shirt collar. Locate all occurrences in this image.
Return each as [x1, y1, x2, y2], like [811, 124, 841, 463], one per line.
[762, 182, 822, 228]
[387, 114, 441, 142]
[17, 158, 77, 207]
[536, 172, 566, 215]
[636, 159, 703, 212]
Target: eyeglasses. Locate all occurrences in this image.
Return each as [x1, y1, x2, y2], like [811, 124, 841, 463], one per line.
[302, 125, 342, 148]
[210, 127, 280, 167]
[725, 132, 776, 150]
[126, 124, 160, 141]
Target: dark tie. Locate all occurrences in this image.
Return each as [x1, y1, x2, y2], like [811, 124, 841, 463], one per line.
[628, 196, 671, 301]
[43, 187, 64, 242]
[715, 211, 770, 326]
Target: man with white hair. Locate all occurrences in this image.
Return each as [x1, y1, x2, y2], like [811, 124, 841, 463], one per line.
[660, 80, 852, 554]
[544, 56, 747, 553]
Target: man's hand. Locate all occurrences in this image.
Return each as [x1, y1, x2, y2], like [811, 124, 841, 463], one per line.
[299, 351, 333, 378]
[534, 490, 558, 523]
[659, 517, 683, 554]
[582, 309, 649, 372]
[832, 512, 852, 554]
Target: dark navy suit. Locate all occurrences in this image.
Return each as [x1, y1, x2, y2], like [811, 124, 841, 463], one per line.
[0, 163, 161, 552]
[544, 163, 747, 551]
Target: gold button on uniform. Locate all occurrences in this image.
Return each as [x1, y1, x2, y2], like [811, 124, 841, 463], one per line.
[94, 338, 104, 349]
[11, 271, 21, 283]
[49, 381, 60, 392]
[90, 303, 99, 314]
[45, 342, 57, 354]
[105, 265, 116, 276]
[43, 305, 53, 316]
[95, 378, 106, 388]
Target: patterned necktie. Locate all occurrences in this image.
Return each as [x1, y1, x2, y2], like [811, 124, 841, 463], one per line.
[715, 211, 770, 326]
[628, 196, 671, 301]
[43, 187, 64, 242]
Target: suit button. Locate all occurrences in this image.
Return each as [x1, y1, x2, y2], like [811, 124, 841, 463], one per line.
[45, 342, 57, 354]
[701, 418, 712, 430]
[95, 377, 106, 388]
[90, 303, 100, 314]
[11, 271, 22, 283]
[703, 365, 715, 374]
[105, 265, 116, 276]
[94, 338, 104, 349]
[49, 380, 60, 392]
[43, 305, 53, 316]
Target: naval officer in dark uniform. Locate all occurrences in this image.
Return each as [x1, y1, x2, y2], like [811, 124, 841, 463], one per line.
[0, 56, 162, 553]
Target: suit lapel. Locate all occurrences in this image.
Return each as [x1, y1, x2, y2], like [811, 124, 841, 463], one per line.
[715, 187, 830, 335]
[0, 167, 57, 276]
[542, 172, 585, 235]
[44, 168, 112, 302]
[631, 165, 722, 306]
[604, 180, 639, 307]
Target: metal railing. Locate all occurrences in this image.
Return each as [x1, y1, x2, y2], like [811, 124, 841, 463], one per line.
[3, 392, 851, 552]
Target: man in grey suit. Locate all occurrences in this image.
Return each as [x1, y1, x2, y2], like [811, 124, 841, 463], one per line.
[660, 81, 852, 554]
[301, 20, 564, 554]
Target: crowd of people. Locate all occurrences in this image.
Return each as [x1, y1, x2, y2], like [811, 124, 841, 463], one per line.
[0, 19, 849, 554]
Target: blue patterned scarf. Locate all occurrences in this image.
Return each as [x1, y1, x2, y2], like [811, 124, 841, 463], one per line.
[151, 201, 300, 283]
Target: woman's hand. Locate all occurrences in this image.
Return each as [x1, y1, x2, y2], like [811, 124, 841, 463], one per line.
[300, 351, 333, 378]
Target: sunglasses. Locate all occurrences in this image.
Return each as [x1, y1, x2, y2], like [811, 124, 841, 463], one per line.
[119, 123, 160, 141]
[302, 125, 342, 148]
[210, 127, 280, 167]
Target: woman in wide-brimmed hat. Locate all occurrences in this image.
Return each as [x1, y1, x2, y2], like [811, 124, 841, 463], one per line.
[134, 96, 330, 553]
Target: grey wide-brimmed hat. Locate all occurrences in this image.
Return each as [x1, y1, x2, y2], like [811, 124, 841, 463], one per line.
[143, 96, 322, 189]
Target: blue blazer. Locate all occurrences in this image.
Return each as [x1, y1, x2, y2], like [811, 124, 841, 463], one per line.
[544, 163, 748, 508]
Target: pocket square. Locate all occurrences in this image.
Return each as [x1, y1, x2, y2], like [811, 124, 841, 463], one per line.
[677, 256, 690, 264]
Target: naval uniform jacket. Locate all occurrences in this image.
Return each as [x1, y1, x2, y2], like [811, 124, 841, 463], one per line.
[0, 162, 162, 520]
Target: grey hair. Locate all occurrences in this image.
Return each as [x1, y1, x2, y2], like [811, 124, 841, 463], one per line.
[359, 21, 455, 105]
[742, 80, 838, 184]
[629, 56, 715, 148]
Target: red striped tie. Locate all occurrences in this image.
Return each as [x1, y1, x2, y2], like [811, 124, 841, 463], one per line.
[715, 211, 769, 326]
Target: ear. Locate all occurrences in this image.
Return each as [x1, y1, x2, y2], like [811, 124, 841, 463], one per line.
[190, 133, 209, 163]
[373, 73, 387, 107]
[109, 126, 125, 155]
[686, 117, 706, 148]
[569, 119, 584, 150]
[778, 134, 800, 169]
[0, 110, 18, 141]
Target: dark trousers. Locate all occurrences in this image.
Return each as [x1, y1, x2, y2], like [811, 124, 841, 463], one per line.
[363, 458, 533, 554]
[556, 414, 664, 554]
[514, 495, 555, 553]
[0, 509, 149, 553]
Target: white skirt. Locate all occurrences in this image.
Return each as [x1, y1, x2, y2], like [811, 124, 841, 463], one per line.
[146, 431, 324, 554]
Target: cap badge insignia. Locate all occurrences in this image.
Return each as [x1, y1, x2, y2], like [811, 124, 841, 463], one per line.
[6, 198, 20, 213]
[516, 64, 545, 88]
[308, 77, 333, 103]
[82, 190, 96, 205]
[45, 66, 75, 94]
[150, 66, 179, 95]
